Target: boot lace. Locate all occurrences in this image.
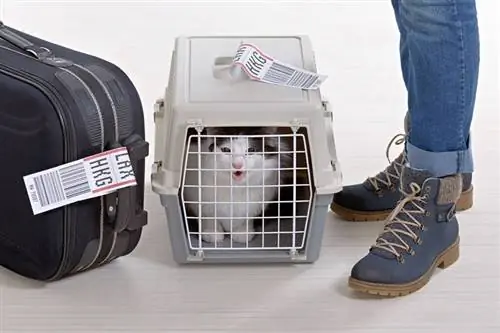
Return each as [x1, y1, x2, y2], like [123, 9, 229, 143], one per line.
[371, 182, 427, 261]
[367, 134, 407, 191]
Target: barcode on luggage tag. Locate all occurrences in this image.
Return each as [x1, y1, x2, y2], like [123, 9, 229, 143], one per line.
[231, 43, 327, 90]
[24, 147, 137, 215]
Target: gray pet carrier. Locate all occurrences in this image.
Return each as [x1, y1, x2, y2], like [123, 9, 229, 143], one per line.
[151, 35, 342, 264]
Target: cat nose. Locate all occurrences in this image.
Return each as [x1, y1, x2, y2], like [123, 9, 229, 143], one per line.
[232, 160, 243, 169]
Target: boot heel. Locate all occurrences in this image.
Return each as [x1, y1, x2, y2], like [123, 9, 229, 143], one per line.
[438, 240, 460, 269]
[457, 186, 473, 211]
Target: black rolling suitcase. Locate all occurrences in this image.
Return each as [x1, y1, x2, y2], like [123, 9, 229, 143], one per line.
[0, 22, 149, 281]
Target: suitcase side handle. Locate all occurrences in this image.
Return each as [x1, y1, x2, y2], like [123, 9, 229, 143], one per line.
[105, 135, 149, 233]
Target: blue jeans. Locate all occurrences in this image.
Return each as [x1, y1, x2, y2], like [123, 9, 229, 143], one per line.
[392, 0, 480, 177]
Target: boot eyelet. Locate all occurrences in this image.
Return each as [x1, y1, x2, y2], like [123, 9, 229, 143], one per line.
[424, 186, 431, 193]
[397, 256, 405, 264]
[408, 249, 415, 256]
[425, 211, 431, 217]
[415, 237, 423, 245]
[389, 184, 396, 192]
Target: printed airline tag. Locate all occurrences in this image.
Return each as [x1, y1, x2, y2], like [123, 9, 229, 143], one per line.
[24, 147, 137, 215]
[231, 42, 328, 90]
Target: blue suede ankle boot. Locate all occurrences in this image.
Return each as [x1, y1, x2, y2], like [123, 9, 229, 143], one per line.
[348, 166, 462, 297]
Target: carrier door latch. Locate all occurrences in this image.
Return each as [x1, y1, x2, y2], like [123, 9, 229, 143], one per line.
[153, 98, 165, 123]
[322, 99, 338, 170]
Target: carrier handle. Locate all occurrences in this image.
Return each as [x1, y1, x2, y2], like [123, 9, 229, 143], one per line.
[0, 21, 52, 59]
[212, 56, 247, 82]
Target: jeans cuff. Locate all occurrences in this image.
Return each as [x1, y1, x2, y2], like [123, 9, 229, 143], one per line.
[406, 140, 474, 177]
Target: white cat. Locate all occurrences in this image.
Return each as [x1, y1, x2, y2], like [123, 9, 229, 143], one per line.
[183, 127, 291, 244]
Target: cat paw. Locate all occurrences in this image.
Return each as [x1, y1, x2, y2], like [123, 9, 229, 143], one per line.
[201, 232, 225, 243]
[231, 231, 255, 244]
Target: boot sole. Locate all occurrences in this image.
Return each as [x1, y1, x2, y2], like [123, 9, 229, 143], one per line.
[348, 237, 460, 297]
[331, 186, 473, 222]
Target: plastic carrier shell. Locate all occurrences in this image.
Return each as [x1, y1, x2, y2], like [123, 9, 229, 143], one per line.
[151, 35, 342, 264]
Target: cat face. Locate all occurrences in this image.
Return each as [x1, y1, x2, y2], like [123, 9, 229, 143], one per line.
[207, 137, 279, 184]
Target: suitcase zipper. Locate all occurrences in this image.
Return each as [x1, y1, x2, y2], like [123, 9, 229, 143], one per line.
[73, 65, 148, 268]
[70, 64, 121, 272]
[56, 67, 108, 274]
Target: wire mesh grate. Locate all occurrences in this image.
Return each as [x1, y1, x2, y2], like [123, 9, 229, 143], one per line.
[180, 129, 313, 251]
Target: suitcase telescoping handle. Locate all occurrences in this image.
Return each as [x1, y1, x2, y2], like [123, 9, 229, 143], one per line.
[0, 21, 52, 59]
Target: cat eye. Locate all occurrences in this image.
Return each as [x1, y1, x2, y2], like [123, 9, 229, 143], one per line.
[208, 143, 215, 152]
[220, 147, 231, 153]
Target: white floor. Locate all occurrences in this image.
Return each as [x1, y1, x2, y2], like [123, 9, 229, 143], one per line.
[1, 1, 499, 332]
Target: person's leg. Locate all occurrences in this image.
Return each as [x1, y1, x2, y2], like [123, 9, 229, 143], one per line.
[393, 0, 411, 89]
[330, 0, 475, 222]
[348, 0, 479, 296]
[403, 0, 478, 175]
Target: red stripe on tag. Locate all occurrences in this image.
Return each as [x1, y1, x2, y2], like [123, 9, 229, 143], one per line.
[84, 147, 128, 161]
[239, 43, 273, 61]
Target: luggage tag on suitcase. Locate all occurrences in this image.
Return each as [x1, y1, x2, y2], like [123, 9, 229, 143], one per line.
[23, 147, 137, 215]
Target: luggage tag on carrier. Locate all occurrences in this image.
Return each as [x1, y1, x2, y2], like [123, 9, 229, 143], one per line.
[24, 147, 137, 215]
[229, 42, 328, 90]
